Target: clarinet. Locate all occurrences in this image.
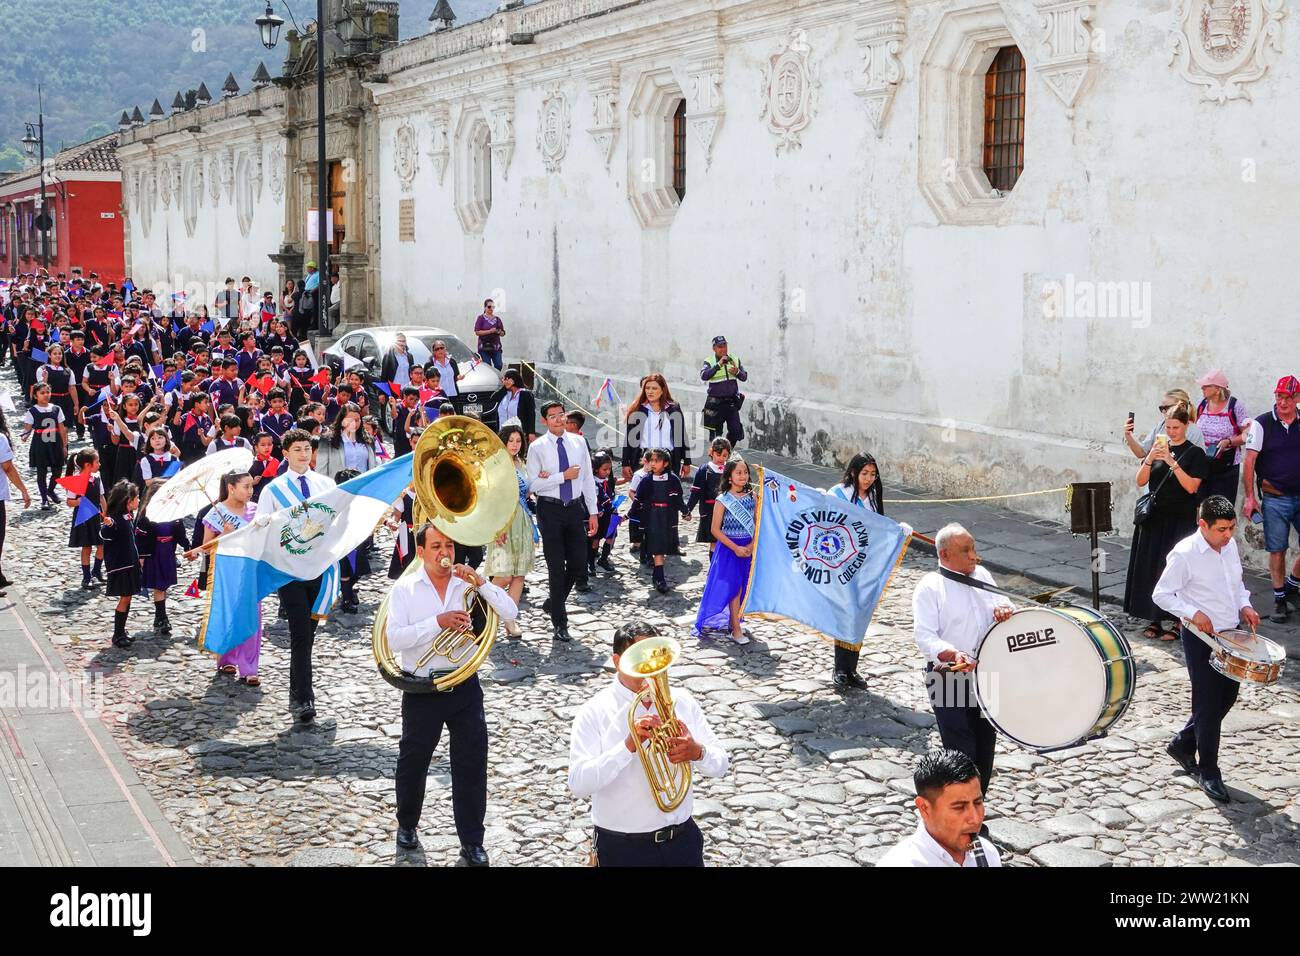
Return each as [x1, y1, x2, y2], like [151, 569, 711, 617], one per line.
[970, 834, 989, 868]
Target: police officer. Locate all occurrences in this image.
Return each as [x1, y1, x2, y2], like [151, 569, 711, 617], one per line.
[700, 335, 747, 447]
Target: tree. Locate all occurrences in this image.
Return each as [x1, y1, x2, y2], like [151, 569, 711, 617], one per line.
[0, 145, 25, 174]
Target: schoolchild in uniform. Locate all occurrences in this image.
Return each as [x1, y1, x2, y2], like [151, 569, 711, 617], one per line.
[66, 449, 105, 588]
[100, 480, 142, 648]
[136, 479, 187, 637]
[636, 448, 686, 594]
[684, 437, 731, 559]
[21, 382, 68, 509]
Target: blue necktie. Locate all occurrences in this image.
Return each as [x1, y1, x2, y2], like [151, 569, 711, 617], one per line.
[299, 475, 311, 499]
[557, 437, 572, 504]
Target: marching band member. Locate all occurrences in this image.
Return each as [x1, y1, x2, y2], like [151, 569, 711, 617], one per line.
[388, 522, 518, 865]
[257, 428, 336, 723]
[568, 621, 728, 866]
[877, 749, 1002, 868]
[1152, 495, 1261, 803]
[911, 523, 1014, 794]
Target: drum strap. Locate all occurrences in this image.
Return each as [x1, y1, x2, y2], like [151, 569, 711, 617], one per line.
[939, 566, 1025, 604]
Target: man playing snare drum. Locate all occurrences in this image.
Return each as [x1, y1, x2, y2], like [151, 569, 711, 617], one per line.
[1152, 495, 1261, 803]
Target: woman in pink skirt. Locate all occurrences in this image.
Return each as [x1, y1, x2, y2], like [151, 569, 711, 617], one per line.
[186, 470, 262, 684]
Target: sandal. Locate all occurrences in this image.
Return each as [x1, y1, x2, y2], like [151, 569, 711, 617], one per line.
[218, 664, 238, 675]
[1140, 624, 1163, 640]
[239, 676, 261, 687]
[1158, 627, 1180, 642]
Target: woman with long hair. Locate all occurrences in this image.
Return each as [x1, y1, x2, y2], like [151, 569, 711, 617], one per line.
[693, 458, 756, 645]
[484, 424, 537, 637]
[621, 372, 692, 483]
[832, 453, 884, 514]
[186, 470, 262, 683]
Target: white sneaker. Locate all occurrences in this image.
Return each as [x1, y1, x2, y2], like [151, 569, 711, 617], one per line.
[730, 632, 751, 646]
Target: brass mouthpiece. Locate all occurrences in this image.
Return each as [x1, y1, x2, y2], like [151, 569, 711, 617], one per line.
[439, 557, 453, 568]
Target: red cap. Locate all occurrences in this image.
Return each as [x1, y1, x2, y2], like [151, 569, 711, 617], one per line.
[1276, 375, 1300, 396]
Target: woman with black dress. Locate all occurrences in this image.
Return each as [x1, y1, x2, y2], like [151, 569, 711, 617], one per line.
[1123, 406, 1207, 641]
[100, 480, 142, 648]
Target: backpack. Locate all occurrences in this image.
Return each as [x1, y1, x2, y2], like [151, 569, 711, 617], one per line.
[1197, 395, 1239, 432]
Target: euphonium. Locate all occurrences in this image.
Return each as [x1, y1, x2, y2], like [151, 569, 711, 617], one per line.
[372, 415, 517, 693]
[616, 636, 691, 813]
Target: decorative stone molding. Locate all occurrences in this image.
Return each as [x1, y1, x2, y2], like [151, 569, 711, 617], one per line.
[918, 4, 1030, 225]
[182, 160, 201, 237]
[428, 103, 451, 185]
[208, 156, 223, 203]
[235, 151, 255, 237]
[537, 88, 572, 173]
[760, 28, 821, 153]
[1033, 0, 1097, 116]
[139, 168, 154, 238]
[220, 150, 236, 203]
[685, 57, 724, 168]
[854, 1, 907, 137]
[626, 69, 685, 228]
[490, 93, 516, 181]
[586, 63, 620, 169]
[250, 141, 264, 201]
[159, 161, 174, 208]
[269, 142, 286, 201]
[393, 118, 420, 192]
[1168, 0, 1286, 104]
[455, 106, 493, 233]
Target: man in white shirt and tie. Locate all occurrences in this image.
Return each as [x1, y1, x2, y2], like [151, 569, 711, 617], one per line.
[528, 401, 597, 643]
[257, 429, 336, 723]
[911, 523, 1015, 794]
[877, 749, 1002, 868]
[568, 622, 728, 866]
[1152, 495, 1261, 803]
[386, 522, 518, 866]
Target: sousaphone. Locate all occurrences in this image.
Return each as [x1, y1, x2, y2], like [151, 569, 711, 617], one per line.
[372, 415, 518, 693]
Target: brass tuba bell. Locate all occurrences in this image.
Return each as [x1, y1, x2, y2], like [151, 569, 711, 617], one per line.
[372, 415, 518, 693]
[617, 636, 692, 812]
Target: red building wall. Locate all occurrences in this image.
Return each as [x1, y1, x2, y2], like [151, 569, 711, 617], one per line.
[0, 177, 123, 280]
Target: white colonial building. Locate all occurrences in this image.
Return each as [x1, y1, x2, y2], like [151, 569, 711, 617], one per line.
[118, 0, 1297, 561]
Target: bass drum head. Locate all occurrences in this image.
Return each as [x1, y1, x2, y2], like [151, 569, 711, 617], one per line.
[975, 608, 1106, 751]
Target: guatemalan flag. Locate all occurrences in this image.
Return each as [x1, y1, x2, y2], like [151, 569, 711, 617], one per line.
[198, 454, 414, 655]
[742, 466, 911, 648]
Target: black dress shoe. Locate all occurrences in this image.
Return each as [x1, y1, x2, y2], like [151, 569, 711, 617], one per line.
[542, 597, 552, 614]
[654, 580, 670, 594]
[575, 580, 591, 593]
[396, 827, 421, 850]
[1201, 777, 1230, 802]
[459, 843, 490, 867]
[1165, 742, 1199, 777]
[1271, 598, 1289, 623]
[838, 671, 868, 690]
[297, 700, 316, 723]
[553, 626, 572, 643]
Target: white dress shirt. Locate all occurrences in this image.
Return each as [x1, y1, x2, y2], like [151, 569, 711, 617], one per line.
[386, 568, 518, 676]
[911, 565, 1013, 664]
[527, 430, 598, 513]
[1152, 530, 1251, 633]
[498, 389, 521, 425]
[568, 676, 728, 833]
[257, 466, 337, 515]
[641, 407, 671, 449]
[876, 818, 1003, 868]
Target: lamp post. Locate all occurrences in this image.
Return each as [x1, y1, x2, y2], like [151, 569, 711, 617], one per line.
[20, 85, 50, 271]
[257, 1, 331, 336]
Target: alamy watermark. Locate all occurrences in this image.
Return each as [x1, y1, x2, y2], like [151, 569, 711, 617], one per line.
[1041, 274, 1152, 328]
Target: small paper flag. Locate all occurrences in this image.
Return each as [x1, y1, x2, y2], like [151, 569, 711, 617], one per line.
[184, 579, 201, 598]
[161, 459, 182, 479]
[56, 472, 92, 497]
[30, 348, 48, 364]
[73, 495, 100, 527]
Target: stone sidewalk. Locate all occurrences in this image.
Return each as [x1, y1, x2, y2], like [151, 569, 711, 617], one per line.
[0, 589, 193, 866]
[742, 449, 1300, 660]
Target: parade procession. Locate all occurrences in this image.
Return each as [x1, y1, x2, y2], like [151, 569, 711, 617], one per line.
[0, 0, 1298, 934]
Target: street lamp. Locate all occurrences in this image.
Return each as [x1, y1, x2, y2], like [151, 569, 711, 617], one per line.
[256, 1, 331, 336]
[20, 86, 50, 270]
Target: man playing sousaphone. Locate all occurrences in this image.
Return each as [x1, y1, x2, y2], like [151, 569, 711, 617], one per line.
[388, 522, 519, 865]
[1152, 495, 1262, 803]
[568, 621, 728, 866]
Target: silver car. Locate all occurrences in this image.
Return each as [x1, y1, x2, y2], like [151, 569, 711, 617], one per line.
[323, 326, 503, 429]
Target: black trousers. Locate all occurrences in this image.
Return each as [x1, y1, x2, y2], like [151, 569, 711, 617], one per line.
[455, 543, 484, 571]
[395, 678, 488, 844]
[595, 818, 704, 867]
[834, 644, 860, 675]
[926, 664, 996, 793]
[278, 574, 324, 705]
[536, 498, 588, 627]
[1171, 627, 1239, 782]
[703, 396, 744, 446]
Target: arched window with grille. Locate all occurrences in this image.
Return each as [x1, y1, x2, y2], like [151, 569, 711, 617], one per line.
[671, 99, 686, 202]
[983, 45, 1024, 192]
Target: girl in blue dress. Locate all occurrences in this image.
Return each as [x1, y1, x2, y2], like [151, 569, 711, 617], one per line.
[694, 458, 756, 645]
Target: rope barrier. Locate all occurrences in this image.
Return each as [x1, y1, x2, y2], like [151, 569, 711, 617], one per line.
[882, 487, 1069, 505]
[518, 360, 622, 434]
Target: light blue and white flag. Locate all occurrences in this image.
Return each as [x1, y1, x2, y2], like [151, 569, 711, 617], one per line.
[743, 466, 910, 648]
[198, 454, 414, 654]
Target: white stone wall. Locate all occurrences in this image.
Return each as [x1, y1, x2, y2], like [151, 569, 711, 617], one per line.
[119, 112, 286, 303]
[371, 0, 1298, 567]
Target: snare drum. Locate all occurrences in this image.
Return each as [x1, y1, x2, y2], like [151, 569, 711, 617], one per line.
[1207, 628, 1285, 685]
[973, 605, 1136, 752]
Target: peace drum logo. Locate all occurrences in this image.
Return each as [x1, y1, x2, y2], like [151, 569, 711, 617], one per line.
[783, 508, 871, 586]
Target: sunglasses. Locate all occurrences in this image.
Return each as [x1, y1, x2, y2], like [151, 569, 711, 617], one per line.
[1157, 404, 1174, 412]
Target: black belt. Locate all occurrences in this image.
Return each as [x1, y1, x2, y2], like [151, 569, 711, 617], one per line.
[538, 496, 584, 508]
[595, 820, 692, 844]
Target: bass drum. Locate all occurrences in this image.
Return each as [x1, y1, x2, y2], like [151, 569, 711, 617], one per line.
[973, 605, 1136, 752]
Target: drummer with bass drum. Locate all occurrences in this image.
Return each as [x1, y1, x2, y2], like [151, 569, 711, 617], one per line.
[1152, 495, 1262, 803]
[911, 524, 1014, 795]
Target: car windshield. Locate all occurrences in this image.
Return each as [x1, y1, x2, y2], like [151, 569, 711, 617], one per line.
[413, 334, 476, 364]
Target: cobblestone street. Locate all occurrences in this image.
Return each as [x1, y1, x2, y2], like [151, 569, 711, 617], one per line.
[3, 387, 1297, 868]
